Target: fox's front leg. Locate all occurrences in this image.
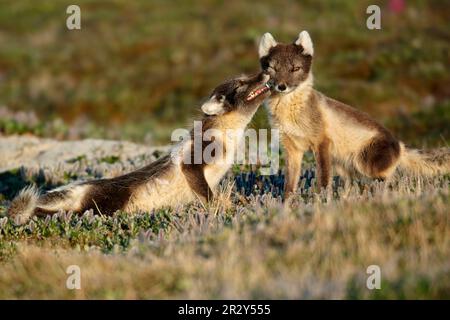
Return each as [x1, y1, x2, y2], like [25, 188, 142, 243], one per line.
[314, 138, 332, 189]
[282, 134, 305, 198]
[181, 163, 213, 203]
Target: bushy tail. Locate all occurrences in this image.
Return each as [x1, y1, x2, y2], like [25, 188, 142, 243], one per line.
[399, 143, 450, 176]
[8, 183, 89, 225]
[7, 185, 40, 225]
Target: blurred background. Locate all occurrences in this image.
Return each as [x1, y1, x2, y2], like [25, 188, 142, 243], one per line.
[0, 0, 448, 146]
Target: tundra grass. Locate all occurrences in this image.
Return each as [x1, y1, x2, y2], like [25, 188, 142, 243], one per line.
[0, 173, 448, 299]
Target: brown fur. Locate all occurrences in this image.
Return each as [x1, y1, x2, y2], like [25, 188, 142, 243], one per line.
[359, 136, 400, 178]
[324, 96, 392, 134]
[179, 119, 218, 202]
[282, 134, 304, 195]
[315, 137, 332, 188]
[8, 73, 270, 223]
[38, 189, 69, 206]
[259, 32, 449, 196]
[260, 43, 312, 94]
[79, 155, 170, 215]
[325, 96, 402, 178]
[181, 163, 212, 202]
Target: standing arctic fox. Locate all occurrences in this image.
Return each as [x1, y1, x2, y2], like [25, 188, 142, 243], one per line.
[258, 30, 449, 195]
[8, 73, 270, 224]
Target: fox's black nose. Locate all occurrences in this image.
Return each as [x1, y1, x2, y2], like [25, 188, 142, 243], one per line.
[277, 84, 287, 92]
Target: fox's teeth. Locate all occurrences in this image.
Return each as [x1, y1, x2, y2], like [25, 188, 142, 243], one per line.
[246, 85, 270, 101]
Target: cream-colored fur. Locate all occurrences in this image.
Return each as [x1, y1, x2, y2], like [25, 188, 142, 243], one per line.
[44, 184, 89, 212]
[125, 164, 194, 212]
[268, 72, 448, 189]
[262, 31, 449, 194]
[7, 185, 39, 225]
[117, 110, 256, 212]
[8, 73, 269, 223]
[8, 116, 253, 222]
[399, 144, 450, 176]
[270, 74, 377, 153]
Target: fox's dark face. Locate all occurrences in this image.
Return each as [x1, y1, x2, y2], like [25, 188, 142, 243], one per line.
[201, 73, 270, 116]
[258, 31, 313, 94]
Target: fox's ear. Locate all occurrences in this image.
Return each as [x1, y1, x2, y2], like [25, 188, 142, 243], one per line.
[295, 31, 314, 56]
[259, 33, 277, 58]
[201, 95, 225, 115]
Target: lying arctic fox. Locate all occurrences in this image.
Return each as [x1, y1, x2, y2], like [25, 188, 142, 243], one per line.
[8, 73, 270, 224]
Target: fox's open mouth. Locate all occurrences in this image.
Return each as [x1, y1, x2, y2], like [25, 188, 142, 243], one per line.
[246, 83, 270, 101]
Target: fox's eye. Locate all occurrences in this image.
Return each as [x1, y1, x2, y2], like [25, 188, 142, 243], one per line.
[292, 66, 301, 72]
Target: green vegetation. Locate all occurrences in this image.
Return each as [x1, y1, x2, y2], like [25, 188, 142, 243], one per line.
[0, 0, 448, 145]
[0, 176, 449, 299]
[0, 0, 449, 299]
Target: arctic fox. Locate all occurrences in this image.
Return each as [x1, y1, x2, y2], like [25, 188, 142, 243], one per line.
[8, 73, 270, 224]
[258, 30, 449, 196]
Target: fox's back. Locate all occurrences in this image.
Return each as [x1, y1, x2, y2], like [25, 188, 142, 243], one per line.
[319, 93, 381, 156]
